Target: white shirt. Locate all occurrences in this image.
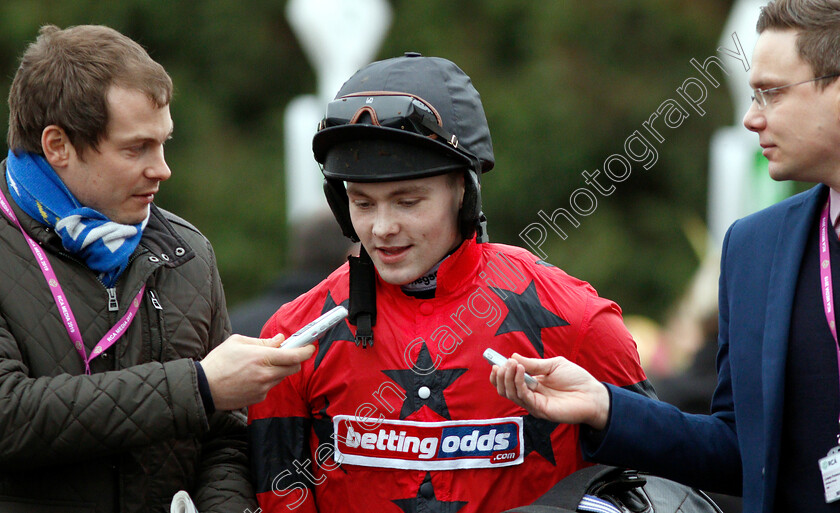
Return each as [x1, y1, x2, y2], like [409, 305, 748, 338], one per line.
[831, 188, 840, 237]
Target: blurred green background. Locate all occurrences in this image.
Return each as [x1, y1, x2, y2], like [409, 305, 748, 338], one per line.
[0, 0, 752, 322]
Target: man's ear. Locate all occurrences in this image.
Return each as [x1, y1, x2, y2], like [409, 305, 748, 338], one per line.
[457, 171, 466, 209]
[41, 125, 72, 169]
[835, 83, 840, 124]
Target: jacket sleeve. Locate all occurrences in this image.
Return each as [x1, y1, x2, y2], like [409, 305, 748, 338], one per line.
[193, 409, 258, 512]
[581, 225, 741, 495]
[191, 242, 258, 512]
[0, 315, 209, 468]
[572, 292, 654, 397]
[248, 311, 319, 513]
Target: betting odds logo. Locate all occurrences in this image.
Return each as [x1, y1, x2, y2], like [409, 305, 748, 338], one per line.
[333, 415, 524, 471]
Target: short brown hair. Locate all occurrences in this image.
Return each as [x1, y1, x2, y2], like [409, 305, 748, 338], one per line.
[7, 24, 173, 156]
[757, 0, 840, 88]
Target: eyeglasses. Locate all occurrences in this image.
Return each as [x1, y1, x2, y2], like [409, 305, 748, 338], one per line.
[319, 91, 460, 148]
[751, 73, 840, 110]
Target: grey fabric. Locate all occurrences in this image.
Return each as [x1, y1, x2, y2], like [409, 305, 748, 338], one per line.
[314, 53, 495, 173]
[0, 167, 256, 513]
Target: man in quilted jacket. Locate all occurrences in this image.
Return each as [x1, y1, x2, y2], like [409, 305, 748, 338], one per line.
[0, 25, 314, 512]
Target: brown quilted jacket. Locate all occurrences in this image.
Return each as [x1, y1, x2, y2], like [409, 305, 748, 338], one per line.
[0, 170, 257, 513]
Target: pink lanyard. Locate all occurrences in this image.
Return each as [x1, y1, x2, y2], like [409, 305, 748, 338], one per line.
[0, 187, 144, 375]
[819, 198, 840, 440]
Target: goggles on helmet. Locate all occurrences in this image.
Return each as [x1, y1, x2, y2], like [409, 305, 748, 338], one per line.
[318, 91, 460, 149]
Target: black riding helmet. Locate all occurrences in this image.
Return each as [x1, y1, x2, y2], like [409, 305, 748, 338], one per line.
[311, 52, 495, 347]
[313, 52, 494, 242]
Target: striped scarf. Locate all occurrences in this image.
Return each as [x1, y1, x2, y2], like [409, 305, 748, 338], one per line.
[5, 150, 147, 287]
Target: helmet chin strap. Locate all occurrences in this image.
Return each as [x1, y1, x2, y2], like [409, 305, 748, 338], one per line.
[348, 245, 377, 348]
[475, 211, 488, 243]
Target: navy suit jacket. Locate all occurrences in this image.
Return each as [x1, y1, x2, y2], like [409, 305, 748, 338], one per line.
[584, 184, 828, 513]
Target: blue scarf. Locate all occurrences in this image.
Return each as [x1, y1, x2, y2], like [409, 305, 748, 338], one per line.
[5, 150, 148, 287]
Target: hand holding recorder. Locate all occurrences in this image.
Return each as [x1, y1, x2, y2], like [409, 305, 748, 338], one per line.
[484, 348, 538, 389]
[202, 307, 348, 410]
[489, 352, 611, 430]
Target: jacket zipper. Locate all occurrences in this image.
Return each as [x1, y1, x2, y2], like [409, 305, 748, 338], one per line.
[53, 248, 125, 501]
[58, 249, 119, 309]
[107, 287, 118, 312]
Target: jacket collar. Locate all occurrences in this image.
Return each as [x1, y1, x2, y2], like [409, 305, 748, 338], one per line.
[436, 237, 481, 297]
[375, 237, 482, 300]
[140, 206, 194, 268]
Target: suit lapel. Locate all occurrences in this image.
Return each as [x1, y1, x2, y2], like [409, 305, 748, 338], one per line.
[761, 184, 826, 504]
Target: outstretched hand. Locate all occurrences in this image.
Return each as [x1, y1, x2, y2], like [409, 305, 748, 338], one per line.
[200, 333, 317, 411]
[489, 353, 610, 430]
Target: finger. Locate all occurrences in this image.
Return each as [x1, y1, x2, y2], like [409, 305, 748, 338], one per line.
[502, 359, 519, 401]
[266, 333, 286, 347]
[235, 333, 286, 347]
[514, 364, 534, 402]
[285, 344, 316, 362]
[264, 344, 316, 367]
[499, 361, 532, 410]
[493, 365, 508, 397]
[299, 344, 317, 359]
[511, 353, 561, 376]
[273, 362, 302, 379]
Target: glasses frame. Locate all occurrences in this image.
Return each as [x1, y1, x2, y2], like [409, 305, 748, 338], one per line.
[751, 73, 840, 110]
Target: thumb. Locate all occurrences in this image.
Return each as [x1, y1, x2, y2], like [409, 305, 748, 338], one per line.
[266, 344, 316, 367]
[260, 333, 285, 348]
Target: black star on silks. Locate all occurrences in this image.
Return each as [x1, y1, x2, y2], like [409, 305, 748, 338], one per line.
[392, 472, 468, 513]
[382, 342, 467, 420]
[523, 414, 560, 465]
[311, 399, 347, 474]
[314, 293, 354, 370]
[489, 281, 570, 357]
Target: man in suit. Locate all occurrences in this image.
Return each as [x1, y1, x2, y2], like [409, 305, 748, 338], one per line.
[491, 1, 840, 511]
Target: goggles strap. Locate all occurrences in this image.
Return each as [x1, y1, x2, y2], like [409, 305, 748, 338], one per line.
[413, 112, 459, 148]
